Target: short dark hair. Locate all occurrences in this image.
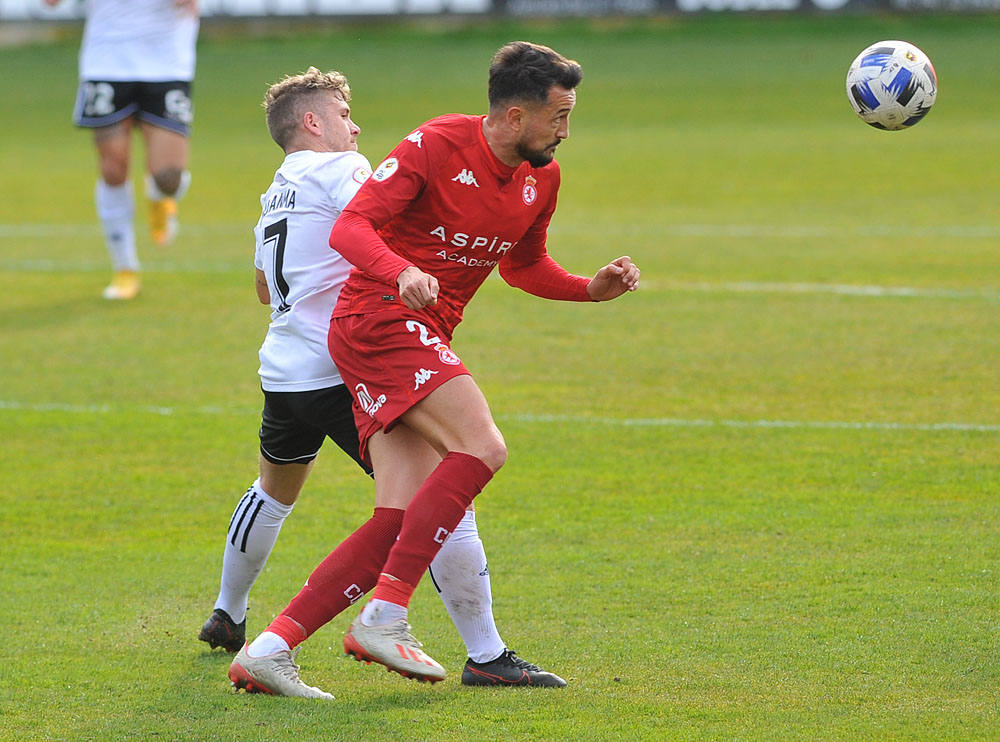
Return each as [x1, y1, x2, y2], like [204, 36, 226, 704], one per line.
[488, 41, 582, 110]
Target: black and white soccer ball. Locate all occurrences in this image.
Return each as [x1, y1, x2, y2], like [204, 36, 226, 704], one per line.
[846, 40, 938, 131]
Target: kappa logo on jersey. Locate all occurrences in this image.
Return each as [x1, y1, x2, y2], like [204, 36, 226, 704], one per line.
[406, 130, 424, 148]
[355, 383, 387, 417]
[352, 166, 372, 185]
[522, 175, 538, 205]
[451, 169, 480, 188]
[372, 157, 399, 182]
[413, 367, 439, 390]
[434, 343, 461, 366]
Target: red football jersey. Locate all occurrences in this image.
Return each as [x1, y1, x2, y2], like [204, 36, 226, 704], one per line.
[330, 114, 590, 341]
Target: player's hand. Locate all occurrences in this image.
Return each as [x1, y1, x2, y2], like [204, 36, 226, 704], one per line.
[397, 266, 439, 310]
[586, 256, 640, 301]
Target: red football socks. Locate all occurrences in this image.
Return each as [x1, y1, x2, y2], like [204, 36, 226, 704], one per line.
[265, 506, 404, 648]
[373, 452, 493, 606]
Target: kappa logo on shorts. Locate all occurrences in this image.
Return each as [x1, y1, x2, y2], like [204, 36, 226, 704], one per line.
[406, 130, 424, 148]
[434, 343, 461, 366]
[355, 383, 387, 417]
[414, 368, 439, 390]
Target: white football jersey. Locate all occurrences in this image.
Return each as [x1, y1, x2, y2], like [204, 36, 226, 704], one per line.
[254, 149, 373, 392]
[79, 0, 199, 82]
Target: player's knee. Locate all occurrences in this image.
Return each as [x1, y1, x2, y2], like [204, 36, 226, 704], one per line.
[476, 438, 507, 473]
[100, 161, 129, 186]
[151, 167, 183, 196]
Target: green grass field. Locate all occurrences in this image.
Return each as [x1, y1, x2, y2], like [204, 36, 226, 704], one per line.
[1, 13, 998, 741]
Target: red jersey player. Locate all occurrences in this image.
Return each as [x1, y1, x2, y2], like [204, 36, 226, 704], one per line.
[228, 42, 639, 697]
[327, 41, 640, 683]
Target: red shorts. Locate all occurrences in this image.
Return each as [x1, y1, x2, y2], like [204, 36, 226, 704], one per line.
[328, 310, 469, 464]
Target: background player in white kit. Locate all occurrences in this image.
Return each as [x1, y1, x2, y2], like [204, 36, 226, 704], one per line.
[202, 68, 565, 697]
[45, 0, 199, 300]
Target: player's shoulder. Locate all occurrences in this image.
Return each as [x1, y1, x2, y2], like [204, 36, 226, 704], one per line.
[293, 149, 373, 186]
[402, 113, 480, 153]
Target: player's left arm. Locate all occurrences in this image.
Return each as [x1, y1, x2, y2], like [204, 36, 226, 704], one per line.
[499, 185, 639, 301]
[584, 256, 640, 301]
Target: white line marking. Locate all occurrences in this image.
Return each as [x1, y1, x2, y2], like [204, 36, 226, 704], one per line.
[548, 223, 1000, 239]
[503, 413, 1000, 433]
[0, 257, 995, 300]
[0, 257, 244, 273]
[2, 400, 996, 433]
[0, 223, 245, 238]
[661, 280, 998, 301]
[7, 222, 998, 240]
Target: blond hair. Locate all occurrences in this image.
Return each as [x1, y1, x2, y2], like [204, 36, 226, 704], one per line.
[263, 67, 351, 149]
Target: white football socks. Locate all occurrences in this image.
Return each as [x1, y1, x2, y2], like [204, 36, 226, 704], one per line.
[359, 597, 408, 627]
[247, 630, 290, 658]
[428, 510, 505, 663]
[95, 179, 138, 271]
[213, 478, 293, 625]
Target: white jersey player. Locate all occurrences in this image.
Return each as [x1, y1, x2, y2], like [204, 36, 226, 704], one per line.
[253, 150, 371, 394]
[46, 0, 199, 300]
[201, 68, 566, 697]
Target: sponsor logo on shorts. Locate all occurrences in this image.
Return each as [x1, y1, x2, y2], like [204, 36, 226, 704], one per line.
[434, 343, 461, 366]
[414, 367, 439, 390]
[355, 383, 386, 417]
[406, 130, 424, 148]
[165, 88, 193, 126]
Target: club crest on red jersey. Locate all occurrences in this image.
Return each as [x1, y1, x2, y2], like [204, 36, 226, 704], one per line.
[434, 343, 461, 365]
[522, 175, 537, 205]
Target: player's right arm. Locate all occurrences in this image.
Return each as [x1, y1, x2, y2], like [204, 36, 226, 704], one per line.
[329, 127, 440, 309]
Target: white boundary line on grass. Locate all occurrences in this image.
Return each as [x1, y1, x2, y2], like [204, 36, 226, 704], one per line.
[660, 280, 998, 301]
[4, 222, 1000, 240]
[2, 224, 996, 300]
[2, 399, 997, 433]
[504, 412, 1000, 433]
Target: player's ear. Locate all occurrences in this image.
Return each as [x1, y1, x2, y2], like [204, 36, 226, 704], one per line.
[302, 110, 322, 136]
[505, 105, 523, 132]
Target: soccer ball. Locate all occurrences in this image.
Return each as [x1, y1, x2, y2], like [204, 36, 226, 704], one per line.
[846, 40, 938, 130]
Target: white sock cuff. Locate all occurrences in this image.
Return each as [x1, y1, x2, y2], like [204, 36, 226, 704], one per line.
[95, 179, 134, 220]
[447, 509, 480, 544]
[250, 478, 294, 519]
